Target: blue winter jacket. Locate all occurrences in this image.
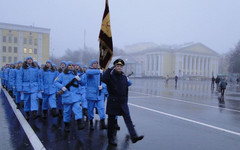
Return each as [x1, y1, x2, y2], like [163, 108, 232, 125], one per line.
[54, 71, 85, 104]
[18, 66, 40, 93]
[15, 68, 22, 92]
[41, 69, 59, 95]
[84, 69, 102, 101]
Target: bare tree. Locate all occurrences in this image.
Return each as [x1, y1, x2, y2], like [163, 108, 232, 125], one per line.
[228, 41, 240, 73]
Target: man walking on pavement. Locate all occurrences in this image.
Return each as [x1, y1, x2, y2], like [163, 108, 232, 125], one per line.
[102, 58, 144, 146]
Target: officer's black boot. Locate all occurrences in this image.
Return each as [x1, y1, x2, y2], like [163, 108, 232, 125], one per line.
[16, 103, 20, 109]
[77, 119, 85, 130]
[64, 122, 70, 132]
[114, 119, 120, 130]
[131, 135, 144, 143]
[42, 110, 48, 119]
[51, 108, 58, 117]
[25, 112, 30, 120]
[32, 111, 39, 119]
[90, 119, 94, 130]
[100, 119, 108, 129]
[108, 138, 117, 146]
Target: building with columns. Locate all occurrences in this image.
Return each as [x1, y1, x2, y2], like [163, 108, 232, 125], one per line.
[122, 43, 220, 78]
[0, 22, 50, 67]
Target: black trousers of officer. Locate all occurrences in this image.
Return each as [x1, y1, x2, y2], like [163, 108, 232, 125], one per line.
[108, 113, 137, 140]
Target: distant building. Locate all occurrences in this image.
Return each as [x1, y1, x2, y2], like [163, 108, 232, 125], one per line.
[118, 42, 220, 78]
[0, 22, 50, 67]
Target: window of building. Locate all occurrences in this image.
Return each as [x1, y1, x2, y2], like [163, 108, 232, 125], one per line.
[29, 38, 32, 45]
[23, 48, 27, 53]
[34, 48, 37, 54]
[2, 46, 6, 52]
[8, 56, 12, 63]
[34, 39, 38, 46]
[8, 36, 12, 43]
[3, 36, 6, 42]
[14, 47, 18, 53]
[3, 56, 6, 62]
[24, 38, 27, 44]
[14, 37, 18, 43]
[14, 57, 17, 63]
[29, 48, 32, 54]
[8, 46, 12, 53]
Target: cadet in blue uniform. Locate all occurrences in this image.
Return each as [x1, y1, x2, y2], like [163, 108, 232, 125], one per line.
[102, 59, 144, 146]
[15, 61, 23, 109]
[54, 61, 85, 132]
[41, 60, 59, 118]
[18, 56, 41, 120]
[84, 60, 107, 130]
[56, 61, 67, 118]
[75, 62, 88, 120]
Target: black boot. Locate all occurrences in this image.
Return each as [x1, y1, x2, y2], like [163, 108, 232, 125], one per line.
[25, 112, 30, 120]
[51, 108, 58, 117]
[16, 103, 20, 109]
[100, 119, 108, 129]
[32, 111, 39, 119]
[64, 122, 70, 132]
[58, 109, 63, 118]
[131, 135, 144, 143]
[108, 138, 117, 146]
[42, 110, 48, 119]
[114, 119, 120, 130]
[90, 119, 94, 130]
[77, 119, 85, 130]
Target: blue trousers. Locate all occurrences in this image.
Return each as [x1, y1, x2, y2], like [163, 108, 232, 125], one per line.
[42, 93, 57, 110]
[88, 100, 106, 120]
[57, 96, 63, 110]
[63, 101, 82, 123]
[15, 91, 21, 104]
[81, 93, 88, 109]
[23, 92, 38, 112]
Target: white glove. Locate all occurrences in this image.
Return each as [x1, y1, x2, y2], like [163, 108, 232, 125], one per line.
[98, 85, 103, 90]
[99, 69, 103, 74]
[75, 76, 81, 81]
[127, 77, 130, 82]
[62, 87, 67, 91]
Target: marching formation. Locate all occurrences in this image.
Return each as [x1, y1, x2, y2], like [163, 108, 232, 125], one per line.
[0, 57, 144, 146]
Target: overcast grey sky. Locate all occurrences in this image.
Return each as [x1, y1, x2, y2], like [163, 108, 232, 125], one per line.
[1, 0, 240, 57]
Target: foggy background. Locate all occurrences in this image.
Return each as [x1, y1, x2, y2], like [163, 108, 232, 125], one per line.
[1, 0, 240, 57]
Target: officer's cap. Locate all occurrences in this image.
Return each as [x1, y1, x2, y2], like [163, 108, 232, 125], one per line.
[113, 59, 125, 66]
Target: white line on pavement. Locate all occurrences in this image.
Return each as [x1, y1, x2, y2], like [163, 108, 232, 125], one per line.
[129, 103, 240, 136]
[129, 90, 240, 113]
[2, 89, 46, 150]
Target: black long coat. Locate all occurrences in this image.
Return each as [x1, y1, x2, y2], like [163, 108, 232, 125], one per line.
[101, 68, 130, 115]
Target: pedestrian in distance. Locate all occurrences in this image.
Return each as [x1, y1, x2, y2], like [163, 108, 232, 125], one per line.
[175, 75, 178, 88]
[102, 58, 144, 146]
[211, 76, 215, 90]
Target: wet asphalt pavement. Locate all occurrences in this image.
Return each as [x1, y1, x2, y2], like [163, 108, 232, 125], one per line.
[1, 78, 240, 150]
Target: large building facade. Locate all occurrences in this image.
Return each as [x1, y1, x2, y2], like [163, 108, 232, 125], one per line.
[119, 43, 220, 78]
[0, 22, 50, 67]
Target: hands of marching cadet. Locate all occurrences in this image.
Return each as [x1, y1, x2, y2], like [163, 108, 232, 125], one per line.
[99, 69, 103, 74]
[75, 76, 81, 81]
[98, 85, 103, 90]
[62, 87, 67, 92]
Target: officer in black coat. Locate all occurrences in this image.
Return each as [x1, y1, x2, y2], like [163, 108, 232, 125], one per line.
[102, 58, 144, 146]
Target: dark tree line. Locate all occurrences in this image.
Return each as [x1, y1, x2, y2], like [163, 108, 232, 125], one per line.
[50, 46, 126, 67]
[227, 41, 240, 73]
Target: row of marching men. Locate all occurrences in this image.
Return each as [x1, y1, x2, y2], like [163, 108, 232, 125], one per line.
[0, 56, 109, 132]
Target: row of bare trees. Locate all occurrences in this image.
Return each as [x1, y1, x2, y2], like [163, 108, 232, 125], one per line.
[50, 47, 126, 67]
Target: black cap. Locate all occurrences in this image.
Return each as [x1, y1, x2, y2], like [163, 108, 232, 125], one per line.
[113, 59, 125, 66]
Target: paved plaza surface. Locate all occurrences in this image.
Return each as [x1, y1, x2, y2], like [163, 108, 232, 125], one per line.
[1, 78, 240, 150]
